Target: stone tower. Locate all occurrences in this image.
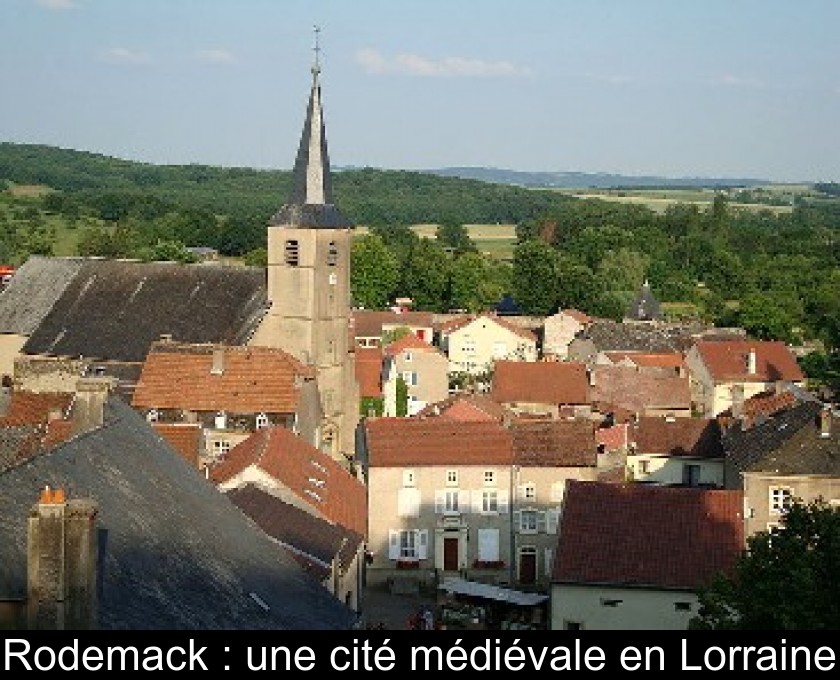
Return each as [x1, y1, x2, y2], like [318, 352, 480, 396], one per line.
[262, 41, 358, 463]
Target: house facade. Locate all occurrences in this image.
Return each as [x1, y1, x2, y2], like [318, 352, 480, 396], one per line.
[440, 313, 538, 376]
[382, 333, 449, 417]
[685, 339, 806, 416]
[542, 309, 592, 361]
[490, 360, 591, 419]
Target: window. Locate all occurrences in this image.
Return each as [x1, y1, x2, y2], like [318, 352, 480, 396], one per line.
[255, 413, 269, 429]
[212, 440, 230, 456]
[146, 408, 159, 423]
[446, 470, 459, 486]
[214, 411, 227, 430]
[638, 459, 650, 475]
[522, 483, 536, 501]
[683, 463, 701, 487]
[402, 469, 416, 487]
[284, 239, 299, 266]
[388, 529, 428, 561]
[463, 338, 476, 355]
[675, 602, 692, 612]
[402, 371, 418, 386]
[564, 621, 583, 631]
[519, 510, 538, 533]
[435, 489, 461, 515]
[404, 352, 413, 363]
[492, 341, 507, 359]
[769, 486, 793, 515]
[477, 528, 500, 562]
[327, 241, 338, 266]
[328, 272, 337, 285]
[600, 598, 623, 607]
[546, 508, 560, 535]
[484, 470, 496, 486]
[482, 490, 498, 514]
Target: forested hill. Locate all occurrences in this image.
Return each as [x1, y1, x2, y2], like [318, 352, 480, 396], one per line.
[0, 142, 581, 226]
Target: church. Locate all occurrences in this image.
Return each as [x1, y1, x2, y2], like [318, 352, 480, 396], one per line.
[0, 48, 360, 464]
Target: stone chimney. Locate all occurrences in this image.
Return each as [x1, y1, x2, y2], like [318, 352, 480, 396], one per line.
[819, 405, 832, 438]
[71, 376, 116, 436]
[210, 347, 225, 376]
[27, 487, 98, 630]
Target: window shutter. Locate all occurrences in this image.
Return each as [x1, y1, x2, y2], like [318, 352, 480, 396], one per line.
[513, 510, 522, 532]
[471, 490, 483, 514]
[458, 490, 470, 511]
[546, 508, 560, 535]
[517, 484, 526, 501]
[550, 481, 565, 503]
[409, 488, 421, 517]
[388, 531, 400, 560]
[478, 528, 500, 562]
[398, 488, 420, 518]
[536, 511, 547, 534]
[435, 490, 445, 514]
[418, 530, 429, 560]
[544, 547, 554, 576]
[498, 490, 509, 513]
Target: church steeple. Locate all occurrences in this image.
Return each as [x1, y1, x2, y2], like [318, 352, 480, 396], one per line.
[270, 27, 352, 229]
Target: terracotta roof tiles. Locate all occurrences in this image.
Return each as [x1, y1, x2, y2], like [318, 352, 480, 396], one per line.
[693, 340, 804, 383]
[510, 419, 598, 467]
[491, 361, 590, 405]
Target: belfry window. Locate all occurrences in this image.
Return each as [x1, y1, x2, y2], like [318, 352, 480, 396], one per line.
[285, 240, 300, 266]
[327, 241, 338, 266]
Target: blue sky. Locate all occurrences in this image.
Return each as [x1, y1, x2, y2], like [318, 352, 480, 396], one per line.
[2, 0, 838, 182]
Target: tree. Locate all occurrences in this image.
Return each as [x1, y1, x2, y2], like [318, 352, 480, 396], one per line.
[449, 251, 487, 312]
[436, 221, 476, 254]
[403, 237, 451, 311]
[351, 233, 399, 309]
[690, 499, 840, 630]
[512, 239, 557, 315]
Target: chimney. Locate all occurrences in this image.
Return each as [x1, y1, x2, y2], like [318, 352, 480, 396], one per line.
[27, 488, 98, 629]
[210, 347, 225, 376]
[71, 376, 116, 435]
[746, 348, 757, 375]
[819, 406, 832, 438]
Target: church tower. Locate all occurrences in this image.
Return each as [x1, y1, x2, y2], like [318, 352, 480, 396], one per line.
[262, 31, 358, 462]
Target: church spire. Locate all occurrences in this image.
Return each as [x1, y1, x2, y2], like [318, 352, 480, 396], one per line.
[270, 26, 352, 229]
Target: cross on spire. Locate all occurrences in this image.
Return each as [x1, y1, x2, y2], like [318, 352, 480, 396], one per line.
[312, 25, 321, 77]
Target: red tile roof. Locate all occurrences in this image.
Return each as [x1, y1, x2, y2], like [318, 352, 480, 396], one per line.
[693, 340, 804, 383]
[552, 480, 744, 589]
[153, 422, 202, 468]
[0, 391, 73, 426]
[365, 418, 513, 467]
[384, 332, 444, 357]
[589, 365, 691, 413]
[352, 310, 434, 338]
[562, 309, 592, 324]
[132, 341, 314, 413]
[510, 419, 598, 467]
[416, 393, 509, 422]
[604, 351, 686, 370]
[491, 361, 590, 405]
[596, 423, 629, 452]
[631, 416, 724, 458]
[209, 427, 366, 536]
[354, 347, 383, 398]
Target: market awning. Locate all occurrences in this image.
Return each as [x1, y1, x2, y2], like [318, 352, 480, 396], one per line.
[438, 577, 549, 607]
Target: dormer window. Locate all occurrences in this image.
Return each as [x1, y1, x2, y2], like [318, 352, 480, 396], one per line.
[214, 411, 227, 430]
[146, 408, 159, 423]
[327, 241, 338, 266]
[285, 240, 300, 266]
[255, 413, 269, 429]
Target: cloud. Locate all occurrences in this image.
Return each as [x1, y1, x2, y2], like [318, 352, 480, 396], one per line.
[710, 74, 763, 88]
[100, 47, 152, 65]
[355, 48, 530, 78]
[193, 49, 237, 65]
[35, 0, 76, 9]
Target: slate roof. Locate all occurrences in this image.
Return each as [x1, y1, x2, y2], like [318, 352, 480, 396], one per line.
[722, 400, 826, 488]
[0, 255, 86, 335]
[625, 281, 662, 321]
[209, 426, 366, 537]
[0, 398, 357, 629]
[227, 484, 363, 575]
[589, 365, 691, 413]
[574, 320, 694, 353]
[693, 339, 804, 383]
[354, 346, 383, 399]
[510, 419, 598, 467]
[631, 416, 724, 459]
[490, 360, 590, 405]
[19, 258, 267, 363]
[365, 418, 513, 467]
[552, 480, 744, 590]
[132, 340, 314, 413]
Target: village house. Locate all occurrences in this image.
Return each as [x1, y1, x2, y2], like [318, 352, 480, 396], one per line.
[416, 392, 511, 423]
[355, 345, 385, 416]
[588, 364, 693, 420]
[541, 308, 593, 361]
[207, 424, 368, 610]
[438, 313, 538, 377]
[685, 339, 806, 416]
[351, 309, 436, 348]
[131, 339, 321, 468]
[490, 360, 591, 419]
[382, 332, 449, 417]
[550, 480, 744, 630]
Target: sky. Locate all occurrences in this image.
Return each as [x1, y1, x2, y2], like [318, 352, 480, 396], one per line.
[2, 0, 839, 183]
